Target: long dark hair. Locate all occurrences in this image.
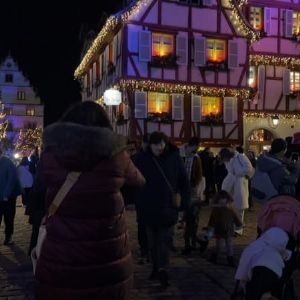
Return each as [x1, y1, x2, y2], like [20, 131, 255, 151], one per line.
[60, 101, 112, 129]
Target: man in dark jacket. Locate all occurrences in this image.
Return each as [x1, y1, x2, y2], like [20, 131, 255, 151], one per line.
[0, 145, 21, 245]
[256, 138, 300, 196]
[134, 131, 190, 288]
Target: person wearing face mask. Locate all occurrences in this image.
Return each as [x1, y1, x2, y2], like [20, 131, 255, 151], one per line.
[134, 131, 190, 288]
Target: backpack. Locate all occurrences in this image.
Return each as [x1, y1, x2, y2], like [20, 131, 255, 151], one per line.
[251, 168, 278, 203]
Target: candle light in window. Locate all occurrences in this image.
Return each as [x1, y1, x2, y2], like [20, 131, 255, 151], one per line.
[159, 49, 165, 57]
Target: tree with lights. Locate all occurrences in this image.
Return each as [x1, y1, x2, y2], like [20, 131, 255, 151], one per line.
[15, 127, 43, 157]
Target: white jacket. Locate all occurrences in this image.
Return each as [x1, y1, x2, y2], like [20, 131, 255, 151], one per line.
[222, 151, 254, 210]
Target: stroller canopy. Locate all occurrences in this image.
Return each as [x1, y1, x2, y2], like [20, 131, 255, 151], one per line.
[257, 195, 300, 239]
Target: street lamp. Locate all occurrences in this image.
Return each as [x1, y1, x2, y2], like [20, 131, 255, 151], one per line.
[271, 115, 279, 127]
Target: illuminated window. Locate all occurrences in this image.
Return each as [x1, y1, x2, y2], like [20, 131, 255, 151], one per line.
[201, 96, 222, 117]
[249, 7, 263, 31]
[290, 71, 300, 92]
[206, 39, 226, 63]
[26, 108, 35, 116]
[248, 66, 257, 88]
[293, 11, 300, 35]
[148, 92, 170, 113]
[152, 33, 174, 58]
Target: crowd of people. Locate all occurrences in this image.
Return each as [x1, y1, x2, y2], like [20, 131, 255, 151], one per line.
[0, 101, 300, 299]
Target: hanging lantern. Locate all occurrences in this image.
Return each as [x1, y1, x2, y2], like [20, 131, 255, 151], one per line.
[103, 89, 122, 106]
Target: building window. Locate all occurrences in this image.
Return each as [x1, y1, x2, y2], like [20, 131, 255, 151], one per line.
[148, 92, 170, 114]
[249, 7, 263, 31]
[293, 11, 300, 35]
[5, 74, 13, 83]
[248, 66, 257, 88]
[152, 33, 174, 58]
[26, 108, 35, 116]
[201, 96, 222, 117]
[290, 71, 300, 92]
[206, 39, 226, 63]
[17, 91, 26, 100]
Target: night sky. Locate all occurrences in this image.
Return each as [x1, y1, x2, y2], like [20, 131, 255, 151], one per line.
[0, 1, 123, 126]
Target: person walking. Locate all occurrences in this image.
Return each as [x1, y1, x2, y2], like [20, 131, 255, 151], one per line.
[0, 145, 21, 245]
[207, 190, 242, 266]
[34, 101, 145, 300]
[180, 137, 204, 255]
[17, 156, 33, 208]
[134, 131, 190, 288]
[219, 147, 254, 236]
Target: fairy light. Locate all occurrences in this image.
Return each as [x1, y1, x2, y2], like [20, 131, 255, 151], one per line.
[244, 112, 300, 120]
[226, 0, 259, 43]
[118, 79, 250, 98]
[250, 54, 300, 68]
[15, 127, 43, 156]
[75, 0, 148, 79]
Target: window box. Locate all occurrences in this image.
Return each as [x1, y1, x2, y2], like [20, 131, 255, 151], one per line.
[201, 113, 223, 125]
[150, 54, 178, 68]
[147, 112, 172, 123]
[289, 92, 298, 99]
[201, 60, 228, 71]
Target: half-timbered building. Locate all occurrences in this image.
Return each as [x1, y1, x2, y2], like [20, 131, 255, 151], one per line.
[242, 0, 300, 154]
[75, 0, 259, 146]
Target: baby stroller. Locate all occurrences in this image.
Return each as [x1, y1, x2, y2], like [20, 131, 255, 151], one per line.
[231, 195, 300, 300]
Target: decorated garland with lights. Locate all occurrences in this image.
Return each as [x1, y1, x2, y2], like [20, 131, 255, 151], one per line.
[226, 0, 260, 43]
[250, 54, 300, 69]
[244, 112, 300, 120]
[118, 79, 249, 98]
[75, 0, 149, 78]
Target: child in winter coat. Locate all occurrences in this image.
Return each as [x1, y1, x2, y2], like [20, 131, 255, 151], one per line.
[206, 190, 242, 266]
[235, 227, 291, 300]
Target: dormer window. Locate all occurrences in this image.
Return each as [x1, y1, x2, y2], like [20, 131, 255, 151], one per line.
[206, 39, 226, 63]
[248, 66, 257, 88]
[152, 33, 174, 58]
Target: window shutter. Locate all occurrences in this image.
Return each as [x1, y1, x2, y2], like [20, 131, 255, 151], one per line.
[172, 94, 184, 120]
[264, 8, 271, 35]
[176, 35, 188, 66]
[105, 47, 109, 73]
[285, 9, 293, 38]
[139, 31, 151, 62]
[283, 69, 291, 96]
[99, 55, 102, 80]
[191, 94, 202, 122]
[202, 0, 212, 6]
[194, 36, 206, 67]
[223, 97, 237, 124]
[134, 91, 147, 118]
[92, 62, 97, 85]
[258, 65, 265, 96]
[228, 40, 238, 69]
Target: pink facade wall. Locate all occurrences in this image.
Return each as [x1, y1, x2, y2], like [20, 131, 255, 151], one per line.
[161, 3, 189, 28]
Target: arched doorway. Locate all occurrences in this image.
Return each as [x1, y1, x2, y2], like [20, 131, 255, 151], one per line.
[247, 128, 274, 156]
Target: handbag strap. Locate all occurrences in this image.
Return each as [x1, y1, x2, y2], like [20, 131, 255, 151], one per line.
[151, 156, 175, 194]
[48, 172, 81, 217]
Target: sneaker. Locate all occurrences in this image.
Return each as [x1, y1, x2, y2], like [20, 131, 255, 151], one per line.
[3, 236, 13, 245]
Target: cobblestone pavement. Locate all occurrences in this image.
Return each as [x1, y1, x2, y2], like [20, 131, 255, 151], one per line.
[0, 200, 299, 299]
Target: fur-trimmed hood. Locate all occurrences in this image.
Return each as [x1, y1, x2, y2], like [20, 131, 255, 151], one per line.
[43, 122, 127, 170]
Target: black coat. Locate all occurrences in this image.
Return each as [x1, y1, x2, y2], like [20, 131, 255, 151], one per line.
[134, 145, 190, 227]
